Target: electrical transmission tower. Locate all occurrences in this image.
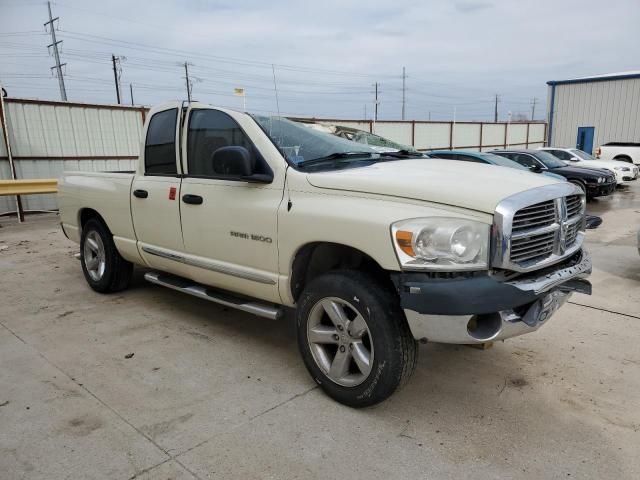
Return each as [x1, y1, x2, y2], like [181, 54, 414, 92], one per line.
[111, 54, 124, 104]
[530, 97, 538, 121]
[373, 82, 380, 122]
[44, 1, 67, 101]
[401, 67, 406, 120]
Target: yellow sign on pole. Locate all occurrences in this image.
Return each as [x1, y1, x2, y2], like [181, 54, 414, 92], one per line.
[234, 87, 246, 110]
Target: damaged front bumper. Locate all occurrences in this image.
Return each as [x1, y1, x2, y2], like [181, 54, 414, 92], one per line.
[393, 249, 592, 344]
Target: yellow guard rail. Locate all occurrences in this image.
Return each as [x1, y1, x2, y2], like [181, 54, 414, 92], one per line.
[0, 179, 58, 196]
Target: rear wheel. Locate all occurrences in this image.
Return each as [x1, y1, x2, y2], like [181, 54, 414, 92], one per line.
[296, 270, 418, 407]
[80, 218, 133, 293]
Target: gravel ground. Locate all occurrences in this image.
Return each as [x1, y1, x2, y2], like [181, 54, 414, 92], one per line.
[1, 183, 639, 479]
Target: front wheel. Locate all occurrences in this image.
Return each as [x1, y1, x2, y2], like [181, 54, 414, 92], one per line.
[569, 179, 591, 200]
[80, 218, 133, 293]
[296, 270, 418, 407]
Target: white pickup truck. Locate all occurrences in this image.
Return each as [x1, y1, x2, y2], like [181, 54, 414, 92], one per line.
[596, 142, 640, 165]
[59, 102, 592, 407]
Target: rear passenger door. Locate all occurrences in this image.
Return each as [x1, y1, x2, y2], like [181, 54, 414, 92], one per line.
[131, 106, 185, 268]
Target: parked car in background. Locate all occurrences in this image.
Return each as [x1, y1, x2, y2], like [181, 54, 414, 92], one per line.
[596, 142, 640, 165]
[58, 101, 592, 407]
[492, 149, 616, 199]
[426, 150, 565, 180]
[539, 147, 638, 184]
[301, 122, 418, 153]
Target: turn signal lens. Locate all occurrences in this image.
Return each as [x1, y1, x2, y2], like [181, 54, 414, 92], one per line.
[395, 230, 415, 256]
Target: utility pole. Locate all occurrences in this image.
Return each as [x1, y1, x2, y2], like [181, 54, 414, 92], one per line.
[374, 82, 379, 122]
[401, 67, 406, 120]
[111, 55, 122, 104]
[44, 1, 67, 101]
[494, 94, 500, 122]
[364, 104, 367, 120]
[530, 97, 538, 121]
[130, 83, 134, 105]
[184, 61, 192, 102]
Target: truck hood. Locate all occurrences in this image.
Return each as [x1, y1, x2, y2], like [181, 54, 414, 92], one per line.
[305, 159, 561, 214]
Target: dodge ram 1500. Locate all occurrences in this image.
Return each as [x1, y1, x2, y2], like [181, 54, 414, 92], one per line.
[59, 102, 592, 407]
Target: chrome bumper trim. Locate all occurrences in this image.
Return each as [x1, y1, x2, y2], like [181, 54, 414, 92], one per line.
[505, 249, 592, 295]
[404, 290, 572, 344]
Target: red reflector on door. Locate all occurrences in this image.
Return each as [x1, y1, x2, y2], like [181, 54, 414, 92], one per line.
[169, 186, 177, 200]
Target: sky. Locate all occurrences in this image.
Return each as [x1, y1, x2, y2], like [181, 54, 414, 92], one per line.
[1, 0, 639, 121]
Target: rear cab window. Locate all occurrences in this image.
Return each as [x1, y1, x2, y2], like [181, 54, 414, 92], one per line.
[145, 108, 178, 175]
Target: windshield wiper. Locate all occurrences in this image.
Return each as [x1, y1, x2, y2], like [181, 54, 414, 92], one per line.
[378, 150, 425, 158]
[296, 151, 376, 168]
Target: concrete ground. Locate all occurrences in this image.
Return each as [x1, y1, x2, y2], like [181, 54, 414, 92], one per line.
[1, 184, 639, 480]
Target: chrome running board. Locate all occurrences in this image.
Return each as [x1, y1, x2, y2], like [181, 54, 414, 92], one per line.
[144, 271, 282, 320]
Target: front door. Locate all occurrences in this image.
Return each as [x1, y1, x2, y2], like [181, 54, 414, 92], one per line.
[178, 107, 284, 303]
[131, 106, 184, 268]
[576, 127, 595, 154]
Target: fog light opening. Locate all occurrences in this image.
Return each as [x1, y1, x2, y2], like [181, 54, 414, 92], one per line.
[467, 314, 502, 341]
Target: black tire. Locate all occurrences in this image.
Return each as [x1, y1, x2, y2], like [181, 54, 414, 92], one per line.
[569, 179, 590, 200]
[296, 270, 418, 408]
[80, 218, 133, 293]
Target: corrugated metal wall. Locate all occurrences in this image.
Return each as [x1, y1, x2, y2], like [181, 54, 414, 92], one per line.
[300, 119, 546, 151]
[0, 99, 144, 213]
[548, 77, 640, 153]
[1, 98, 547, 214]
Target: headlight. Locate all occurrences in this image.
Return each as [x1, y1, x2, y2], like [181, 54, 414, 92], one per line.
[391, 218, 489, 271]
[598, 177, 604, 183]
[613, 166, 630, 171]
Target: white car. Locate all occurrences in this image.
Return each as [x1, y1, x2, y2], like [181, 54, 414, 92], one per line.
[596, 142, 640, 165]
[539, 147, 639, 185]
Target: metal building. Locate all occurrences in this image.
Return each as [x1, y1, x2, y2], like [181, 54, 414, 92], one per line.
[546, 71, 640, 154]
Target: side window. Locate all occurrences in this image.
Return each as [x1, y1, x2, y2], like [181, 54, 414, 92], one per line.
[552, 150, 571, 160]
[187, 109, 258, 177]
[457, 154, 484, 163]
[512, 154, 537, 168]
[145, 109, 178, 175]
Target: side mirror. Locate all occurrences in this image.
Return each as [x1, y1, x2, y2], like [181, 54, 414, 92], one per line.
[212, 146, 254, 176]
[211, 146, 273, 183]
[569, 157, 580, 162]
[529, 164, 542, 173]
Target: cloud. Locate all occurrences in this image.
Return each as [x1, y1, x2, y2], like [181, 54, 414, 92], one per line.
[454, 1, 494, 13]
[0, 0, 638, 121]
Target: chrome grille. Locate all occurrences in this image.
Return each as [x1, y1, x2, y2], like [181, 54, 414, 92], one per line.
[510, 231, 556, 263]
[511, 200, 556, 233]
[566, 195, 582, 218]
[565, 221, 580, 247]
[492, 184, 587, 273]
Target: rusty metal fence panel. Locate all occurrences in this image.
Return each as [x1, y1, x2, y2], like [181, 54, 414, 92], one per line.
[0, 98, 145, 214]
